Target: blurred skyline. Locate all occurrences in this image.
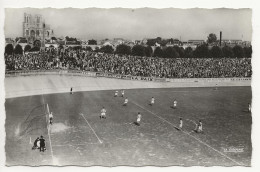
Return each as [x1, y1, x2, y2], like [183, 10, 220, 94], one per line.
[5, 8, 252, 41]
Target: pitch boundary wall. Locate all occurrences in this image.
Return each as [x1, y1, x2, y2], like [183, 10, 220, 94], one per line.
[5, 70, 251, 83]
[5, 70, 251, 98]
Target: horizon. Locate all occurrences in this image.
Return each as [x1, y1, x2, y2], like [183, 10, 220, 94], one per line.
[4, 8, 252, 42]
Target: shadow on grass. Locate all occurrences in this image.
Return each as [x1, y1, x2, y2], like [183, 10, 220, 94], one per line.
[133, 122, 140, 126]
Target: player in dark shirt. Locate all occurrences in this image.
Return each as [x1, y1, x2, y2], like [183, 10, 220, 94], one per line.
[39, 136, 46, 152]
[32, 137, 40, 150]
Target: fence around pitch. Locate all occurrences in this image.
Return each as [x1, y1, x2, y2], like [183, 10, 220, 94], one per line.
[5, 70, 251, 83]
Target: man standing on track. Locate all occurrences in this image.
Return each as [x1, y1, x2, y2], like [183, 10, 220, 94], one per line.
[70, 87, 73, 94]
[121, 90, 125, 97]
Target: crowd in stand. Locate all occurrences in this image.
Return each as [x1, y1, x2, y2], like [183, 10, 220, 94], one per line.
[5, 48, 252, 78]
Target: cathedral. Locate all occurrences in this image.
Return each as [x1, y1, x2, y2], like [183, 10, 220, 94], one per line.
[23, 13, 54, 44]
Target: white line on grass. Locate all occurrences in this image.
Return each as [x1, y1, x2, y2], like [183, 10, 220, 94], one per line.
[130, 100, 243, 166]
[159, 90, 199, 93]
[52, 142, 100, 147]
[79, 113, 103, 144]
[41, 92, 55, 165]
[186, 119, 204, 134]
[186, 119, 197, 125]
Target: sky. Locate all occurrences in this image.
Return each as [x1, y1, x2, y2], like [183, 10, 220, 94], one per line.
[4, 8, 252, 41]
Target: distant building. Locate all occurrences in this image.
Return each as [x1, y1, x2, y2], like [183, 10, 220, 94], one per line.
[82, 44, 101, 51]
[55, 38, 66, 46]
[114, 38, 125, 44]
[99, 38, 125, 47]
[187, 40, 205, 45]
[220, 39, 251, 48]
[134, 40, 142, 45]
[5, 38, 14, 44]
[23, 13, 54, 43]
[142, 39, 148, 45]
[166, 39, 182, 46]
[181, 41, 200, 50]
[222, 39, 242, 44]
[170, 39, 181, 45]
[103, 41, 114, 47]
[125, 41, 135, 47]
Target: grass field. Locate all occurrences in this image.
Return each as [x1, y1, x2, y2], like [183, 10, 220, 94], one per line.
[5, 86, 252, 166]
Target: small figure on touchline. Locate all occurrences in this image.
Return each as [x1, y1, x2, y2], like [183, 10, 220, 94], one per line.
[70, 87, 73, 94]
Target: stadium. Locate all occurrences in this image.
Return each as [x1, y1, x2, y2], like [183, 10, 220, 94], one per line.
[4, 8, 252, 167]
[5, 67, 251, 166]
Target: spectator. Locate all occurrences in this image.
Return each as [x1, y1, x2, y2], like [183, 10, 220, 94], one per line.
[5, 48, 252, 78]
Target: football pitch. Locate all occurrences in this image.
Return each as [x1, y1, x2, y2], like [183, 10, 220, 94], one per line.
[5, 86, 252, 166]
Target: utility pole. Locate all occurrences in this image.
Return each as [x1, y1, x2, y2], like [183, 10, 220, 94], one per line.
[42, 22, 45, 54]
[220, 31, 222, 47]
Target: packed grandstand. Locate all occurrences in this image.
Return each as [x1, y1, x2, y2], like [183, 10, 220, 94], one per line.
[5, 47, 252, 79]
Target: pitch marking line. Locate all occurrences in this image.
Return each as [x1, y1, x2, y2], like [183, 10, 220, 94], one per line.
[159, 90, 199, 93]
[41, 92, 55, 165]
[130, 100, 243, 166]
[79, 113, 103, 144]
[52, 142, 100, 147]
[186, 119, 197, 125]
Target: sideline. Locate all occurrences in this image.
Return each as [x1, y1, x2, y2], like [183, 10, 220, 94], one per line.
[5, 75, 251, 99]
[41, 92, 55, 165]
[79, 113, 103, 144]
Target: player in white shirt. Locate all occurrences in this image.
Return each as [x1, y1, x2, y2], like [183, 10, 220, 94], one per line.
[136, 112, 142, 126]
[100, 107, 106, 119]
[123, 97, 128, 106]
[173, 100, 177, 109]
[150, 97, 155, 106]
[248, 103, 251, 112]
[121, 90, 125, 97]
[179, 117, 183, 129]
[196, 120, 202, 133]
[114, 91, 118, 97]
[49, 112, 53, 125]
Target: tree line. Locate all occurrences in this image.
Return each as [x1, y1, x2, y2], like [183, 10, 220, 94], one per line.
[5, 43, 252, 58]
[5, 44, 39, 55]
[91, 44, 252, 58]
